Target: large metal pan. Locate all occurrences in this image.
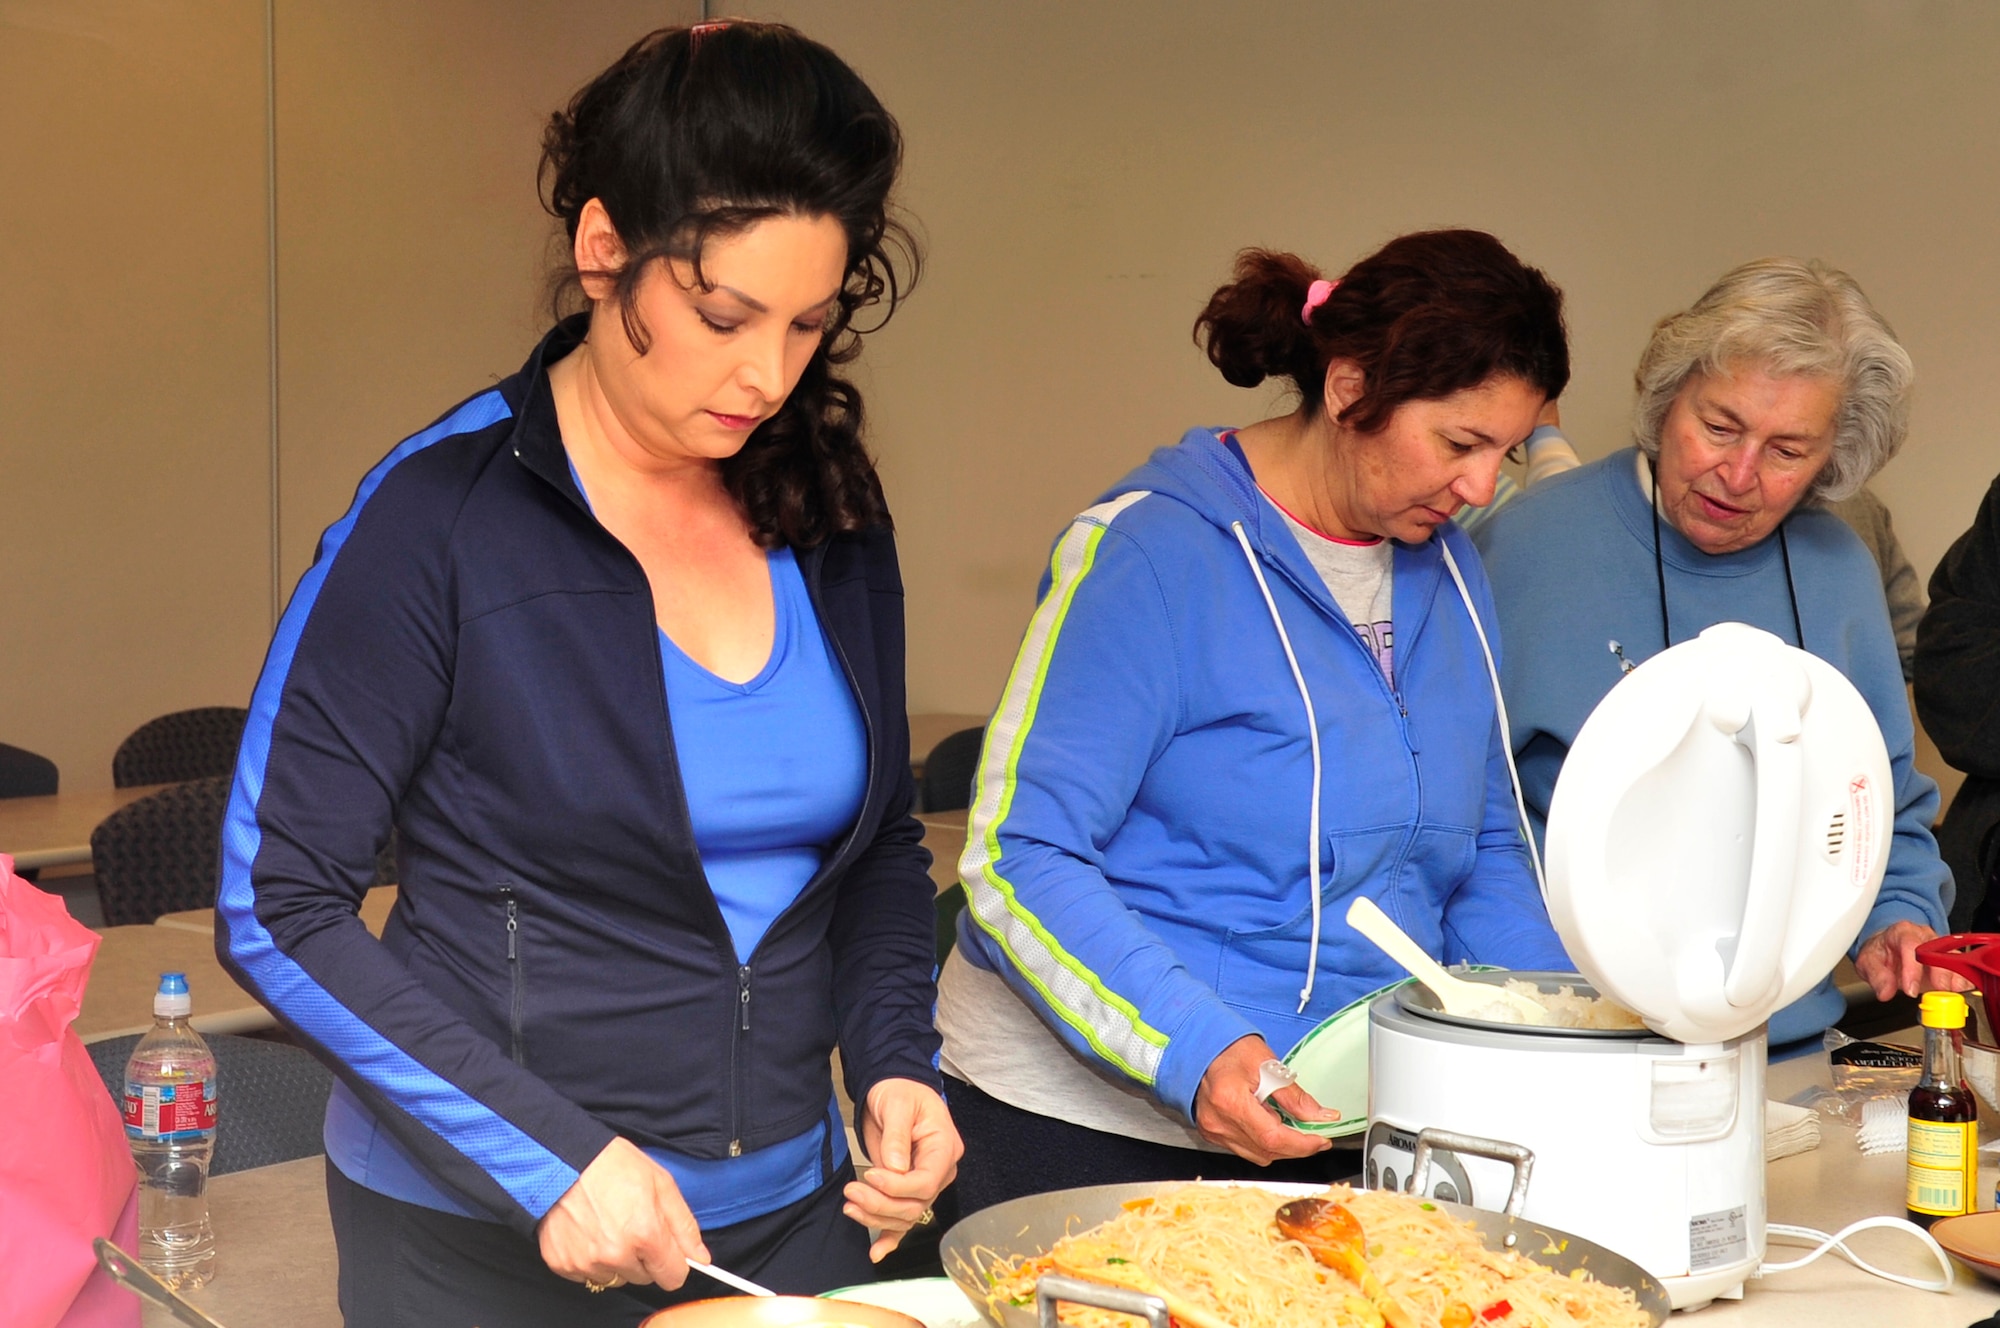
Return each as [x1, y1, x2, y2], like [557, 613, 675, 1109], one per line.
[940, 1139, 1670, 1328]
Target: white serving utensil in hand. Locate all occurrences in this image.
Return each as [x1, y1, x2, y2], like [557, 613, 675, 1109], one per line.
[1344, 897, 1550, 1026]
[688, 1258, 777, 1297]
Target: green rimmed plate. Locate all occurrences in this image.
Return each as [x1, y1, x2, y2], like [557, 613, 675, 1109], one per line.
[1277, 967, 1502, 1137]
[1272, 979, 1398, 1137]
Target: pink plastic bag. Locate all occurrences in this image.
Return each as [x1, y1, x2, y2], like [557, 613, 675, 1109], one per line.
[0, 854, 141, 1328]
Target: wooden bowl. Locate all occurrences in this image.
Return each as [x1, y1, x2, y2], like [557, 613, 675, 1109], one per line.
[1928, 1211, 2000, 1281]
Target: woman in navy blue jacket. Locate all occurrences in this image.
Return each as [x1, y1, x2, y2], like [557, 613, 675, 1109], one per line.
[216, 23, 958, 1324]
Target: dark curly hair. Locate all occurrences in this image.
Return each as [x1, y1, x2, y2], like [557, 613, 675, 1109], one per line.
[539, 21, 917, 547]
[1194, 230, 1568, 433]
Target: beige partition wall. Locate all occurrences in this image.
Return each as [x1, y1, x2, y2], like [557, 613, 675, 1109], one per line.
[10, 2, 2000, 784]
[0, 2, 693, 790]
[735, 1, 2000, 719]
[0, 1, 273, 791]
[273, 0, 685, 591]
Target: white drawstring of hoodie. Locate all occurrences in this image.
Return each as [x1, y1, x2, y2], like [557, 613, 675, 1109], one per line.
[1227, 523, 1546, 1014]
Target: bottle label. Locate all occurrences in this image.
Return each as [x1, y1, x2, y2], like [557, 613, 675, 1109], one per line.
[123, 1078, 218, 1141]
[1907, 1118, 1976, 1215]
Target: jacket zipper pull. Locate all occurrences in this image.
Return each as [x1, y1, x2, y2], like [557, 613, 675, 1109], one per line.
[738, 965, 752, 1032]
[502, 885, 518, 960]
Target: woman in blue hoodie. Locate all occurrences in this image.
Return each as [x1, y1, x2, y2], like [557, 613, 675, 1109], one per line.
[938, 231, 1575, 1209]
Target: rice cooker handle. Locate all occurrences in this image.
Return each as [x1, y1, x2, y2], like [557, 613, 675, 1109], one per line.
[1035, 1275, 1171, 1328]
[1411, 1128, 1535, 1218]
[1719, 672, 1809, 1013]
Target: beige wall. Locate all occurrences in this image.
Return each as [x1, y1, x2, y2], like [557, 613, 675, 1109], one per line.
[9, 1, 2000, 788]
[736, 1, 2000, 720]
[273, 0, 687, 590]
[0, 0, 271, 793]
[0, 1, 691, 791]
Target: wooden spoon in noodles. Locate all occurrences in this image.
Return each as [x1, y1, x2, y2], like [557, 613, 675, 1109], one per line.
[1344, 897, 1549, 1026]
[1273, 1198, 1417, 1328]
[1049, 1242, 1235, 1328]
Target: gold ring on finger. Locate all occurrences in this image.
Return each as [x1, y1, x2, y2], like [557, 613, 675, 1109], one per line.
[914, 1207, 935, 1227]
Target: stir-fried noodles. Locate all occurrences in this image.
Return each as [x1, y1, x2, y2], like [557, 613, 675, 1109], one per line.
[981, 1184, 1650, 1328]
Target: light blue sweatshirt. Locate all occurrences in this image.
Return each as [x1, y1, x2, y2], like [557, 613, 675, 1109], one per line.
[1473, 449, 1951, 1046]
[954, 429, 1571, 1120]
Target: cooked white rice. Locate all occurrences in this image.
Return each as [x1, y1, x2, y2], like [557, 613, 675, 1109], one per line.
[1500, 978, 1647, 1030]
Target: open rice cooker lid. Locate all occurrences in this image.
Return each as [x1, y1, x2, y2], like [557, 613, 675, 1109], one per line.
[1541, 623, 1892, 1044]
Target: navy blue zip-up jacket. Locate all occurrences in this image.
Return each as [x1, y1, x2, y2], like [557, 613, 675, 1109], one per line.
[216, 318, 943, 1236]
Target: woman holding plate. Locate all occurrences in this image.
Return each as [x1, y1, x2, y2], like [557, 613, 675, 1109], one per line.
[938, 230, 1575, 1210]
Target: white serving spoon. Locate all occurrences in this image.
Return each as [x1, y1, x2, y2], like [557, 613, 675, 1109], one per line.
[1344, 897, 1550, 1026]
[688, 1258, 777, 1297]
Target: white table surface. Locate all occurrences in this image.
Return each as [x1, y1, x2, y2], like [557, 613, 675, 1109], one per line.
[133, 1038, 2000, 1326]
[1691, 1043, 2000, 1325]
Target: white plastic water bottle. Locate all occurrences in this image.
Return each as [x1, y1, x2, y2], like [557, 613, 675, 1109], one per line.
[122, 972, 218, 1289]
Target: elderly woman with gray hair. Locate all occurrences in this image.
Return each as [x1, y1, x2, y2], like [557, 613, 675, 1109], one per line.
[1474, 257, 1955, 1047]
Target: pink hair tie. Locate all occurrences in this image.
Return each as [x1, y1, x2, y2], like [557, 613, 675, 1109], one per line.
[1301, 278, 1337, 325]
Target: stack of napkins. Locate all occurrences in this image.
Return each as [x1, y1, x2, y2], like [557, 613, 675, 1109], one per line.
[1766, 1098, 1822, 1160]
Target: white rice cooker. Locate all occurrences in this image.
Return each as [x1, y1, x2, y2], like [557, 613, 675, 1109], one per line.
[1365, 622, 1894, 1310]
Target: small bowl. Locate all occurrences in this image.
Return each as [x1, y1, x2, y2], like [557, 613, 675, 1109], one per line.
[820, 1278, 982, 1328]
[642, 1296, 926, 1328]
[1927, 1211, 2000, 1281]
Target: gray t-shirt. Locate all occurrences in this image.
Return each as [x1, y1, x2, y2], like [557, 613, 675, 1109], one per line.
[1270, 502, 1395, 680]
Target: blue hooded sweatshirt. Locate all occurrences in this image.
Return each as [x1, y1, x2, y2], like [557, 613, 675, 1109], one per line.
[951, 429, 1571, 1121]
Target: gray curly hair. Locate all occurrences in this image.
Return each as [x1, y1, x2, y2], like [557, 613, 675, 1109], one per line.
[1632, 258, 1913, 504]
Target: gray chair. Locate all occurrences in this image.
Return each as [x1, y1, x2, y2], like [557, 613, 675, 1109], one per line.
[920, 725, 985, 813]
[1, 742, 59, 882]
[0, 742, 58, 798]
[87, 1031, 332, 1176]
[90, 776, 230, 926]
[112, 707, 249, 788]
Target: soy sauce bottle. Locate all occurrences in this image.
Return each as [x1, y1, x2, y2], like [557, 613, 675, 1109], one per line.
[1907, 990, 1979, 1228]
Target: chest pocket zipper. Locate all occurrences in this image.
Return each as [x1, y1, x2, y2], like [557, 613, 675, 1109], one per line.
[501, 884, 525, 1065]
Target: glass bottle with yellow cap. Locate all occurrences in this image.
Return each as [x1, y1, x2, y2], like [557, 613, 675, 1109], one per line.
[1907, 989, 1979, 1227]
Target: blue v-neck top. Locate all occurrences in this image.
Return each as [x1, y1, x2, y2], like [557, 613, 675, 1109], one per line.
[659, 545, 867, 962]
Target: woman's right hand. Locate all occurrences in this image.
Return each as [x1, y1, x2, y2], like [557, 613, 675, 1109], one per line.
[538, 1137, 710, 1291]
[1193, 1035, 1335, 1165]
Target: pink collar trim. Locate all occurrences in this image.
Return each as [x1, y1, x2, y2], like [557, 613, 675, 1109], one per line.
[1257, 486, 1383, 546]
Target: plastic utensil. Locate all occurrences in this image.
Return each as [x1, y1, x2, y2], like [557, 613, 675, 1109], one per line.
[689, 1257, 778, 1297]
[1271, 1198, 1417, 1328]
[1344, 897, 1549, 1026]
[94, 1238, 229, 1328]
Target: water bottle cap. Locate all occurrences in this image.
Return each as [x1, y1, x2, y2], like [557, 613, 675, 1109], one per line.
[154, 971, 192, 1017]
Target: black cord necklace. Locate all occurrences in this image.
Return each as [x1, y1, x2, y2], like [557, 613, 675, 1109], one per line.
[1649, 457, 1804, 651]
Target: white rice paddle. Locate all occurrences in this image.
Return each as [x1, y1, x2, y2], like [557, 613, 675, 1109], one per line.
[1344, 897, 1549, 1026]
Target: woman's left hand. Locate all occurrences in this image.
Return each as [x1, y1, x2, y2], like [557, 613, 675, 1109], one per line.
[845, 1078, 963, 1262]
[1854, 919, 1973, 999]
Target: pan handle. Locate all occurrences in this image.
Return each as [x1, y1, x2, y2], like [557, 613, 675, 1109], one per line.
[1411, 1128, 1536, 1219]
[1035, 1274, 1170, 1328]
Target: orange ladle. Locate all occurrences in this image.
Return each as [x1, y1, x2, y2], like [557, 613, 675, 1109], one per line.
[1273, 1198, 1417, 1328]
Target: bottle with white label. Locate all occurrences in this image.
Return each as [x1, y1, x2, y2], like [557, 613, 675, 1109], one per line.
[123, 972, 219, 1289]
[1907, 989, 1978, 1228]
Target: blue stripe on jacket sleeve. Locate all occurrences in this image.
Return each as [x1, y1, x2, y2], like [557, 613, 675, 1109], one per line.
[219, 390, 579, 1217]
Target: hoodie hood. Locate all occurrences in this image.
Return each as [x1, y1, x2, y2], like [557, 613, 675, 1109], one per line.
[1109, 427, 1464, 652]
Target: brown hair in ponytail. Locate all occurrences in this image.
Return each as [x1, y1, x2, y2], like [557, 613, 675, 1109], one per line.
[1194, 229, 1569, 432]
